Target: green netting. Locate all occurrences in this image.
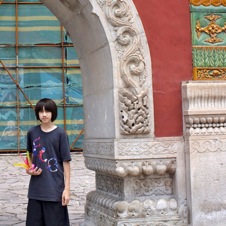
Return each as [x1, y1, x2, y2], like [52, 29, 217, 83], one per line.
[0, 108, 22, 150]
[1, 0, 16, 2]
[3, 0, 41, 2]
[0, 5, 16, 44]
[18, 68, 64, 106]
[58, 106, 84, 149]
[0, 68, 16, 88]
[0, 107, 35, 150]
[0, 48, 16, 66]
[18, 5, 61, 44]
[66, 69, 83, 105]
[66, 47, 80, 66]
[19, 47, 62, 66]
[0, 106, 84, 149]
[0, 2, 84, 150]
[64, 32, 73, 44]
[18, 0, 41, 2]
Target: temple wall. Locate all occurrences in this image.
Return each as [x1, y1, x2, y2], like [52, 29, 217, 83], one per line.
[133, 0, 193, 137]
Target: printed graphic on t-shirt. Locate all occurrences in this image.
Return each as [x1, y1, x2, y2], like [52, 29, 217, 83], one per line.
[47, 158, 58, 172]
[32, 136, 58, 172]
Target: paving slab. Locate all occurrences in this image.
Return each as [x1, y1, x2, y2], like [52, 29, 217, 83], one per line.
[0, 153, 95, 226]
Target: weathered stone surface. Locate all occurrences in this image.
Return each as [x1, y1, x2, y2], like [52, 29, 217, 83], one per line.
[182, 81, 226, 226]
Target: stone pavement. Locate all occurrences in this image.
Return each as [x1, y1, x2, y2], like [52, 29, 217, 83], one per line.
[0, 152, 95, 226]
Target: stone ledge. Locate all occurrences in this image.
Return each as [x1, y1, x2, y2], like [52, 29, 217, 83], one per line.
[83, 137, 183, 159]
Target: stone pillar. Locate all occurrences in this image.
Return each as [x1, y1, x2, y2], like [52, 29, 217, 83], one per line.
[41, 0, 188, 225]
[82, 137, 188, 226]
[76, 0, 187, 225]
[182, 81, 226, 225]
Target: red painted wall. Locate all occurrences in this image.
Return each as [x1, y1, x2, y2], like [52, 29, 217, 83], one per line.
[133, 0, 193, 137]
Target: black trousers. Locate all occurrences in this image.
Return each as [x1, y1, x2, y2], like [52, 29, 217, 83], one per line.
[26, 199, 70, 226]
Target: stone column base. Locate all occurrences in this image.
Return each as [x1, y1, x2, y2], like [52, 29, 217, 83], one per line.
[82, 191, 188, 226]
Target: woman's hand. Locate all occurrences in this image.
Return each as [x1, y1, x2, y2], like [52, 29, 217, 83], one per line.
[26, 166, 42, 176]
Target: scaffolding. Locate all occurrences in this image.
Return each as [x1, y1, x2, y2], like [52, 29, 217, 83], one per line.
[0, 0, 84, 152]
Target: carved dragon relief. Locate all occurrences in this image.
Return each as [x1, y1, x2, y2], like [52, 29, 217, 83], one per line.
[97, 0, 150, 135]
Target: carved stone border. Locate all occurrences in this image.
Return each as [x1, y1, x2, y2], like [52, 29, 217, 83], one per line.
[83, 138, 183, 159]
[84, 156, 176, 177]
[185, 138, 226, 154]
[97, 0, 151, 135]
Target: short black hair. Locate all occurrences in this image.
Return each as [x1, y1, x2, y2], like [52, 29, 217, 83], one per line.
[35, 98, 58, 122]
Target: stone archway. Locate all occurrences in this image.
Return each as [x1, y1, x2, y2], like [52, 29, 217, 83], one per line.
[42, 0, 154, 140]
[41, 0, 188, 225]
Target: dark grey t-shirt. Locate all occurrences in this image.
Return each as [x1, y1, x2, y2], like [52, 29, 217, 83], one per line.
[27, 125, 71, 202]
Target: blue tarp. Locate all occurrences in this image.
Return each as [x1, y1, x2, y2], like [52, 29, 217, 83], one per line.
[0, 1, 84, 150]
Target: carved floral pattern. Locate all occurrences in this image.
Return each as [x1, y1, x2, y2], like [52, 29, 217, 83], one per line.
[83, 139, 181, 157]
[133, 177, 173, 197]
[97, 0, 150, 135]
[96, 173, 173, 198]
[96, 174, 124, 197]
[116, 140, 179, 156]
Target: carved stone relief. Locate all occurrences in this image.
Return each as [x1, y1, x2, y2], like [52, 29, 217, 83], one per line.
[39, 0, 185, 226]
[84, 157, 176, 178]
[184, 115, 226, 135]
[97, 0, 150, 135]
[182, 81, 226, 136]
[187, 139, 226, 154]
[116, 140, 180, 157]
[96, 172, 175, 199]
[96, 173, 124, 198]
[182, 81, 226, 225]
[113, 198, 184, 219]
[84, 190, 188, 226]
[116, 158, 176, 178]
[131, 177, 173, 197]
[83, 138, 182, 158]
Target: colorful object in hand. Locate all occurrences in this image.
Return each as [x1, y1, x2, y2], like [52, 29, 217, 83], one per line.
[13, 151, 35, 170]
